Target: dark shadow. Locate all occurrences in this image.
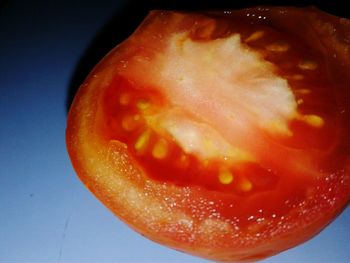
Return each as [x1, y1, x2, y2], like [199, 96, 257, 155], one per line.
[66, 0, 349, 114]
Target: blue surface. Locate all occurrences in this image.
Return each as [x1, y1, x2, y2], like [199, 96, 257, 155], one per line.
[0, 1, 349, 262]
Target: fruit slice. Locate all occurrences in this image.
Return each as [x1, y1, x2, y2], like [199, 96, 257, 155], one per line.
[66, 7, 350, 262]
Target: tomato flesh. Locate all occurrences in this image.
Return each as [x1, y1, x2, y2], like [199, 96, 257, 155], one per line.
[67, 7, 350, 262]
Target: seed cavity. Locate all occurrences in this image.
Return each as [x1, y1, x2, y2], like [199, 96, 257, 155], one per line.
[266, 41, 289, 52]
[219, 169, 234, 184]
[299, 59, 318, 70]
[135, 129, 151, 152]
[245, 31, 264, 43]
[119, 93, 130, 105]
[122, 114, 141, 131]
[152, 138, 169, 159]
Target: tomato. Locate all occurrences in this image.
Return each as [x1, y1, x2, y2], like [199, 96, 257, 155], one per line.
[66, 7, 350, 262]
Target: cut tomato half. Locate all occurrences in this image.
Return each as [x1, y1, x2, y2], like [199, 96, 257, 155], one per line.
[66, 7, 350, 262]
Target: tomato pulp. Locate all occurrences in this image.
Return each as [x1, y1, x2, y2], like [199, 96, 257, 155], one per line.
[67, 7, 350, 262]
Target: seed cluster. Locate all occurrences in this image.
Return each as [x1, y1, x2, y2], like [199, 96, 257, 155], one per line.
[109, 26, 327, 194]
[115, 92, 260, 193]
[244, 30, 325, 130]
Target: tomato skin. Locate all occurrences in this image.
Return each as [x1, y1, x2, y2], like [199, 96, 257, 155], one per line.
[66, 7, 350, 262]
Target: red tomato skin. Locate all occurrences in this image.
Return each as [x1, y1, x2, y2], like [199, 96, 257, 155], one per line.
[66, 7, 350, 262]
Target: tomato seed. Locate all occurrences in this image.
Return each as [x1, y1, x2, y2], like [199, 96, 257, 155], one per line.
[137, 99, 151, 111]
[266, 41, 289, 52]
[121, 114, 141, 131]
[240, 178, 253, 192]
[135, 129, 151, 152]
[219, 169, 234, 184]
[302, 114, 324, 128]
[244, 30, 264, 43]
[298, 59, 318, 70]
[152, 138, 169, 159]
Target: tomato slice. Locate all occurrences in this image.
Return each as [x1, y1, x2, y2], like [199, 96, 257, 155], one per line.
[66, 7, 350, 262]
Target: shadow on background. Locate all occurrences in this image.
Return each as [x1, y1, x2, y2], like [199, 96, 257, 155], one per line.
[66, 0, 349, 114]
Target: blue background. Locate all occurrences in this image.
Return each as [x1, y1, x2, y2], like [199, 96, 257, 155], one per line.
[0, 1, 349, 262]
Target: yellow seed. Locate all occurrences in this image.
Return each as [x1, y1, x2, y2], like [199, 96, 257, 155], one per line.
[245, 31, 265, 43]
[240, 178, 253, 192]
[266, 41, 289, 52]
[297, 98, 304, 105]
[121, 115, 140, 131]
[219, 170, 234, 184]
[299, 59, 318, 70]
[303, 114, 324, 128]
[152, 138, 168, 159]
[119, 93, 130, 105]
[135, 130, 151, 152]
[137, 99, 151, 110]
[266, 120, 293, 137]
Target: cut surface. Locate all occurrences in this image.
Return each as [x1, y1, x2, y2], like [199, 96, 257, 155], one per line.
[67, 7, 350, 263]
[97, 8, 348, 194]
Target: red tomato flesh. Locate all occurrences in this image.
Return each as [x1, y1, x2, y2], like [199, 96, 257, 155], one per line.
[67, 7, 350, 262]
